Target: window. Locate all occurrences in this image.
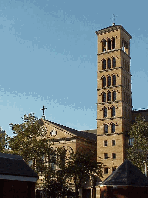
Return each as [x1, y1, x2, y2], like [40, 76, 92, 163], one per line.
[112, 167, 116, 172]
[102, 92, 106, 102]
[104, 140, 108, 146]
[112, 57, 116, 68]
[102, 59, 106, 70]
[107, 58, 111, 69]
[111, 123, 115, 133]
[128, 138, 134, 146]
[112, 153, 116, 159]
[103, 107, 107, 118]
[102, 77, 106, 88]
[112, 75, 116, 86]
[107, 91, 111, 101]
[102, 39, 106, 52]
[108, 39, 111, 50]
[111, 106, 115, 117]
[107, 76, 111, 87]
[104, 168, 108, 174]
[104, 153, 108, 159]
[50, 130, 57, 136]
[112, 140, 116, 146]
[104, 124, 108, 134]
[112, 37, 115, 49]
[112, 91, 116, 101]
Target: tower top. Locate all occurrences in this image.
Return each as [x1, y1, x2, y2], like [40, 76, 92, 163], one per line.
[95, 24, 132, 39]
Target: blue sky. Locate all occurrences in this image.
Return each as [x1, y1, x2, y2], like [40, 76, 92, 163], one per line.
[0, 0, 148, 136]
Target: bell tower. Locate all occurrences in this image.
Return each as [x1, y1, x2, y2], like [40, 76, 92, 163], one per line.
[96, 24, 132, 180]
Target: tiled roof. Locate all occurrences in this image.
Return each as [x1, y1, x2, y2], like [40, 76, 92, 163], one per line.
[44, 120, 97, 142]
[0, 153, 38, 178]
[102, 160, 148, 186]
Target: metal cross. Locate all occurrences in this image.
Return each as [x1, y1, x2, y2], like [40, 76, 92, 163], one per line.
[112, 14, 117, 24]
[41, 105, 47, 116]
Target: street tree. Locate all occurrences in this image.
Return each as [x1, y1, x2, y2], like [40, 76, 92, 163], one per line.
[127, 115, 148, 172]
[65, 149, 103, 198]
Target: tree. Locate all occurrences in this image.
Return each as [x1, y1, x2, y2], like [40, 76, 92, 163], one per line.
[127, 115, 148, 173]
[65, 149, 103, 198]
[8, 113, 57, 189]
[8, 113, 73, 196]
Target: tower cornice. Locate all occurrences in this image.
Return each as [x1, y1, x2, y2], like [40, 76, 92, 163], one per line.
[95, 25, 132, 39]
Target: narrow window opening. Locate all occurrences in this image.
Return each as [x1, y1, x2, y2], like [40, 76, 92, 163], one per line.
[102, 40, 106, 52]
[108, 39, 111, 50]
[107, 76, 111, 87]
[102, 77, 106, 88]
[112, 91, 116, 101]
[103, 107, 107, 118]
[104, 124, 108, 133]
[104, 140, 108, 147]
[112, 140, 116, 146]
[111, 106, 115, 117]
[104, 153, 108, 159]
[112, 57, 116, 68]
[112, 75, 116, 86]
[111, 123, 115, 133]
[107, 58, 111, 69]
[107, 91, 111, 101]
[104, 168, 108, 174]
[112, 153, 116, 159]
[102, 92, 106, 102]
[102, 59, 106, 70]
[112, 37, 115, 49]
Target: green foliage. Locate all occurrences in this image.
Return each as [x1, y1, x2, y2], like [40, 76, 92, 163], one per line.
[127, 115, 148, 172]
[65, 149, 103, 197]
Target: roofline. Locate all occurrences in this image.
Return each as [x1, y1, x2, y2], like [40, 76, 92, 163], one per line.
[0, 174, 38, 182]
[100, 185, 148, 187]
[42, 119, 97, 142]
[95, 24, 132, 39]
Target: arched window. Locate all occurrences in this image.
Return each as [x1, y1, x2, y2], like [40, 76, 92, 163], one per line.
[107, 76, 111, 87]
[111, 123, 115, 133]
[108, 39, 111, 50]
[112, 75, 116, 86]
[103, 107, 107, 118]
[102, 59, 106, 70]
[112, 91, 116, 101]
[102, 92, 106, 102]
[102, 77, 106, 88]
[104, 124, 108, 134]
[112, 37, 115, 49]
[112, 57, 116, 68]
[107, 58, 111, 69]
[111, 106, 115, 117]
[107, 91, 111, 101]
[102, 39, 106, 52]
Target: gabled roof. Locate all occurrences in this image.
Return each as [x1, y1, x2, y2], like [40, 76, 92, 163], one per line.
[44, 119, 97, 142]
[0, 153, 38, 181]
[102, 160, 148, 187]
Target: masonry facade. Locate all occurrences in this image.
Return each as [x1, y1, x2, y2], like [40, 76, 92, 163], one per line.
[95, 24, 132, 181]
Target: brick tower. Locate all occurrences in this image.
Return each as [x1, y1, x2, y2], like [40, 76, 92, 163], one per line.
[96, 24, 132, 180]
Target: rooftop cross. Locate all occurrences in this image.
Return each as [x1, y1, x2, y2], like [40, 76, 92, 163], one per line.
[41, 105, 47, 116]
[111, 14, 117, 26]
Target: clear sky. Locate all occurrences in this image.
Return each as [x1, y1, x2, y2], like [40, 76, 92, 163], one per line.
[0, 0, 148, 136]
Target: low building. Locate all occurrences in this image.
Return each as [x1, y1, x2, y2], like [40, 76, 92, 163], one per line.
[0, 152, 38, 198]
[100, 159, 148, 198]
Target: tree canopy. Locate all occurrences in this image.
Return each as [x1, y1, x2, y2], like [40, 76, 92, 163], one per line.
[127, 115, 148, 172]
